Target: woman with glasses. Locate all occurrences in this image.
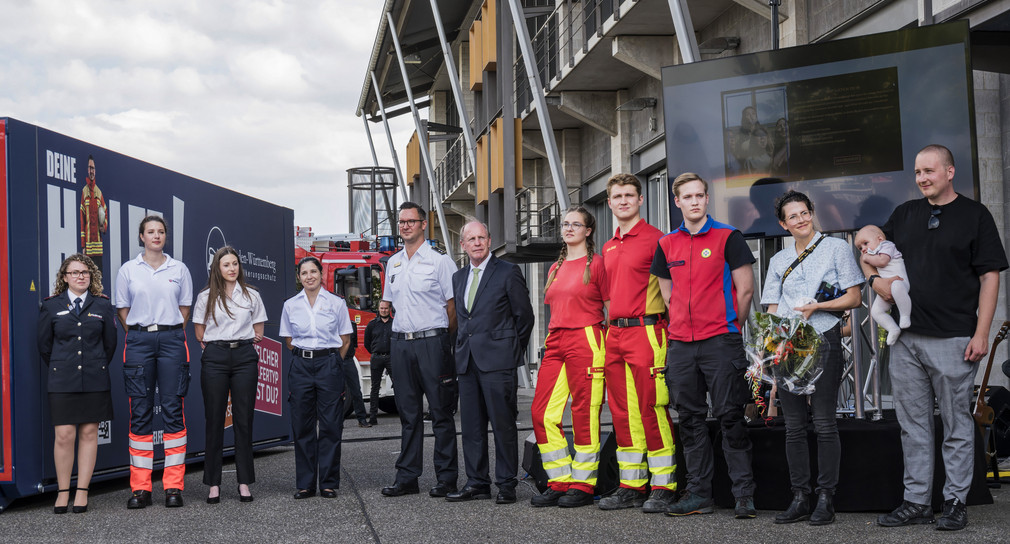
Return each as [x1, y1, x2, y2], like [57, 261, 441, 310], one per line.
[760, 189, 863, 525]
[193, 246, 267, 504]
[530, 206, 609, 508]
[280, 256, 352, 500]
[38, 254, 117, 514]
[115, 215, 194, 509]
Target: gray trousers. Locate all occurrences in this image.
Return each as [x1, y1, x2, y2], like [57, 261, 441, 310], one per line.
[889, 332, 976, 504]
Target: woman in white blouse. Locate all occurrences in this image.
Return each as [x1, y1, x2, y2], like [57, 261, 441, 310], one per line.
[193, 246, 267, 504]
[279, 256, 352, 500]
[760, 189, 863, 526]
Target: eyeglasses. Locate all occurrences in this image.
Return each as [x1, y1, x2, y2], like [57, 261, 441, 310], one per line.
[928, 207, 941, 230]
[785, 210, 812, 223]
[65, 270, 91, 278]
[398, 219, 422, 228]
[561, 222, 585, 231]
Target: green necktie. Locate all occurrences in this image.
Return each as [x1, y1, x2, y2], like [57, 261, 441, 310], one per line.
[467, 268, 481, 311]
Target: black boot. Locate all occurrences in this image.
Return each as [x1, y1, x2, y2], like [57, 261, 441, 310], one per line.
[809, 491, 835, 525]
[774, 490, 810, 524]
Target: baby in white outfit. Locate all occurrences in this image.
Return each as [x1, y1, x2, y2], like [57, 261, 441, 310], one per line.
[856, 225, 911, 346]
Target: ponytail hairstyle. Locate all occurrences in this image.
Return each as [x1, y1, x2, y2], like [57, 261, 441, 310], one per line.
[544, 206, 597, 291]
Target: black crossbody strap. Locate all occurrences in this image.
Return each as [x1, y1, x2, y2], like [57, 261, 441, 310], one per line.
[780, 234, 826, 284]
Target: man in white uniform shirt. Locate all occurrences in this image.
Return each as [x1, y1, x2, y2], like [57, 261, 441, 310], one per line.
[380, 202, 459, 498]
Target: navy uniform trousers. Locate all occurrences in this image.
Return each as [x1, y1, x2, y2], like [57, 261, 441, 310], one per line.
[288, 352, 345, 491]
[390, 332, 458, 485]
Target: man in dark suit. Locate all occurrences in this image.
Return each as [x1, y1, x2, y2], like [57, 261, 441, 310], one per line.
[446, 221, 534, 505]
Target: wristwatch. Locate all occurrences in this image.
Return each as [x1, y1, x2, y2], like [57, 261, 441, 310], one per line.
[868, 274, 880, 287]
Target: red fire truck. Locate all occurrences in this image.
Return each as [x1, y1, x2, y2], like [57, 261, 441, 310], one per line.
[294, 228, 399, 413]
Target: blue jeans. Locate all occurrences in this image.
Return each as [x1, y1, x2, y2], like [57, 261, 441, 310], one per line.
[777, 325, 843, 494]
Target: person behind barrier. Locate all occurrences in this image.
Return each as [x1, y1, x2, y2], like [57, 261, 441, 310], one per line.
[341, 319, 371, 427]
[364, 300, 393, 425]
[193, 246, 266, 504]
[869, 144, 1007, 531]
[760, 190, 863, 525]
[280, 256, 352, 500]
[115, 215, 193, 509]
[650, 172, 756, 519]
[530, 206, 609, 509]
[38, 254, 117, 514]
[447, 220, 534, 505]
[596, 174, 677, 513]
[380, 202, 459, 499]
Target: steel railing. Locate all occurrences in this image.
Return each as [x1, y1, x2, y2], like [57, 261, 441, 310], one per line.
[433, 133, 473, 204]
[515, 0, 622, 113]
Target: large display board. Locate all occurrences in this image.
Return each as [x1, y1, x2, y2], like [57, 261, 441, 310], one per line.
[1, 118, 295, 503]
[662, 21, 977, 236]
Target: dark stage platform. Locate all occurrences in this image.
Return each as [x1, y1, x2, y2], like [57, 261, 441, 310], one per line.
[524, 414, 993, 512]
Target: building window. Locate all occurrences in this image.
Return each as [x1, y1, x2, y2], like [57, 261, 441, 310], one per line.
[645, 170, 669, 230]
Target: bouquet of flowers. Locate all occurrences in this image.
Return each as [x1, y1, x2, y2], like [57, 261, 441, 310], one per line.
[746, 311, 826, 396]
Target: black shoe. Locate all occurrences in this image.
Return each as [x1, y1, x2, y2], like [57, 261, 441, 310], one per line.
[320, 489, 337, 499]
[446, 485, 492, 502]
[369, 417, 379, 425]
[70, 487, 89, 514]
[293, 489, 316, 500]
[558, 488, 595, 508]
[238, 485, 254, 503]
[642, 488, 678, 514]
[530, 488, 565, 507]
[164, 488, 184, 508]
[496, 487, 517, 504]
[127, 490, 153, 509]
[429, 481, 457, 498]
[598, 487, 646, 510]
[665, 491, 715, 516]
[936, 498, 967, 531]
[877, 500, 934, 527]
[734, 496, 757, 519]
[381, 481, 419, 497]
[54, 488, 71, 514]
[358, 420, 372, 428]
[809, 491, 835, 525]
[774, 490, 810, 524]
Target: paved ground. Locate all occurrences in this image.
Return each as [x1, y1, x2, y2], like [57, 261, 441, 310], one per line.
[4, 388, 1009, 543]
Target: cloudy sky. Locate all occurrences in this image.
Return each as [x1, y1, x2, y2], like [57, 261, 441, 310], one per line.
[0, 0, 415, 234]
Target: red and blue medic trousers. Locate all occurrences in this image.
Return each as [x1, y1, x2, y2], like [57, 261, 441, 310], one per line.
[123, 327, 190, 492]
[531, 325, 606, 494]
[605, 322, 677, 491]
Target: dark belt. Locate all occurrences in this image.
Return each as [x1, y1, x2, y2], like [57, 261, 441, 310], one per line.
[291, 347, 339, 359]
[610, 315, 662, 328]
[129, 323, 184, 332]
[392, 328, 447, 341]
[209, 339, 255, 349]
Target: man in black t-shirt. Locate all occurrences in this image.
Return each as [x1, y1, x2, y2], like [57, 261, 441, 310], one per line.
[865, 144, 1007, 531]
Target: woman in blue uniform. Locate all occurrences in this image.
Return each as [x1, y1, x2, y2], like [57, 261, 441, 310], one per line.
[193, 246, 267, 504]
[115, 215, 193, 509]
[279, 256, 352, 499]
[38, 254, 117, 514]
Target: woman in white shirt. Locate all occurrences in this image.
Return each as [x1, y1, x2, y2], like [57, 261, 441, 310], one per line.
[193, 246, 267, 504]
[279, 256, 352, 500]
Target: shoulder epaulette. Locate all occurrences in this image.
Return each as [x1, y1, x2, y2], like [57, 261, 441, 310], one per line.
[43, 294, 59, 301]
[434, 246, 447, 255]
[97, 293, 110, 299]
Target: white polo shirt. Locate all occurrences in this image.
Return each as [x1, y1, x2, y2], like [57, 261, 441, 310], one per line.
[279, 288, 352, 350]
[193, 286, 267, 342]
[115, 253, 193, 326]
[382, 242, 456, 333]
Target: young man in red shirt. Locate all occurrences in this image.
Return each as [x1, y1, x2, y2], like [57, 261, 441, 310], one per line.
[651, 172, 757, 519]
[597, 174, 677, 513]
